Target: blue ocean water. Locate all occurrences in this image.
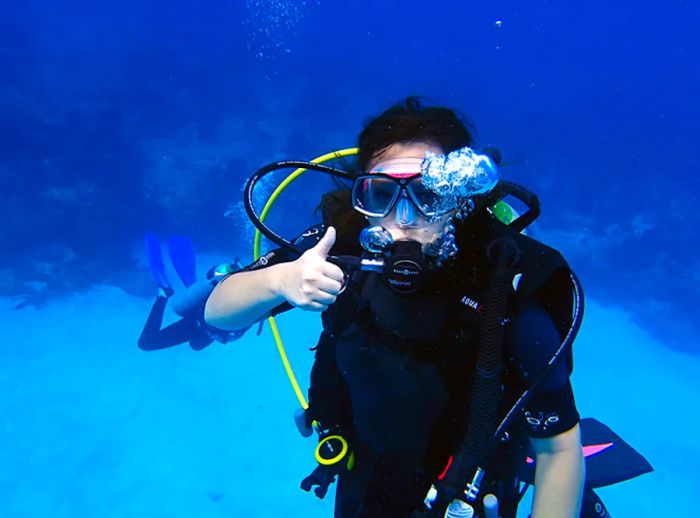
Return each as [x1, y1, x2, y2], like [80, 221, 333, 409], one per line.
[1, 1, 698, 516]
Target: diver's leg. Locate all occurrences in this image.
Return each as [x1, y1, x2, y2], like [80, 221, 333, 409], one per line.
[187, 327, 214, 351]
[138, 296, 168, 349]
[138, 296, 195, 350]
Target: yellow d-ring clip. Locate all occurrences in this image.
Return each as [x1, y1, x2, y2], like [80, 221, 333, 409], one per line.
[315, 435, 349, 466]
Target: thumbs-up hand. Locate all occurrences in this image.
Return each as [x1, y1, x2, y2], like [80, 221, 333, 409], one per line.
[276, 227, 345, 312]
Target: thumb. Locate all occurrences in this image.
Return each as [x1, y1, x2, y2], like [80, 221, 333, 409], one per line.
[313, 226, 336, 258]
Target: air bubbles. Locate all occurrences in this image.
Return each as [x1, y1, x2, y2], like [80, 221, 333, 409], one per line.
[422, 147, 499, 204]
[243, 0, 320, 61]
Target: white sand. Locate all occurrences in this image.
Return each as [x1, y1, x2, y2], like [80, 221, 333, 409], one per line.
[0, 288, 697, 517]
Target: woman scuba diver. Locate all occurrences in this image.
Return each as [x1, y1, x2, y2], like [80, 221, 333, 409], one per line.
[204, 98, 651, 517]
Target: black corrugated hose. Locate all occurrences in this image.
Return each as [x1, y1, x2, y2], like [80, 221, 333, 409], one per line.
[416, 237, 521, 516]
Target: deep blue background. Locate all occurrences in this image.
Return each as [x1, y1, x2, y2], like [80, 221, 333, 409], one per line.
[2, 0, 698, 350]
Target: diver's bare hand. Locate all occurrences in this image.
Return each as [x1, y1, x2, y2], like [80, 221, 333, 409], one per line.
[275, 227, 344, 312]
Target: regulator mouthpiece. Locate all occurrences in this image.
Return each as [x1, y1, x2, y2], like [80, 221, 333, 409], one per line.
[360, 225, 394, 254]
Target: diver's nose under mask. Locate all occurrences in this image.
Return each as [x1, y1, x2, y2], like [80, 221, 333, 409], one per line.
[393, 192, 420, 227]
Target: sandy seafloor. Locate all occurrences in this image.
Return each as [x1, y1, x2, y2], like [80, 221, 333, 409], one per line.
[1, 265, 698, 517]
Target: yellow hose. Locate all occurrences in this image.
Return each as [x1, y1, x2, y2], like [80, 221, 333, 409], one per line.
[252, 148, 359, 409]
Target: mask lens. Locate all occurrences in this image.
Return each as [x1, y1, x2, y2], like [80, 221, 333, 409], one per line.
[352, 176, 400, 217]
[407, 178, 451, 217]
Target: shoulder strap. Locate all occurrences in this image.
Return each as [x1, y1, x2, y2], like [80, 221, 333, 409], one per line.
[455, 212, 575, 337]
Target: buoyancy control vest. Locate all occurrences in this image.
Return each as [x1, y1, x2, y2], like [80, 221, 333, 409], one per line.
[307, 210, 574, 473]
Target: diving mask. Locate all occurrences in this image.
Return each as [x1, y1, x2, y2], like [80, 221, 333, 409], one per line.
[351, 157, 453, 221]
[351, 148, 499, 223]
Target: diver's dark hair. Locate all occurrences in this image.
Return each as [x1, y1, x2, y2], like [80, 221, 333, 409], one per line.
[356, 96, 475, 173]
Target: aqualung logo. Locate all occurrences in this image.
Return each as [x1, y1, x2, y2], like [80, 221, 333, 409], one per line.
[460, 295, 482, 314]
[392, 267, 419, 276]
[392, 259, 421, 277]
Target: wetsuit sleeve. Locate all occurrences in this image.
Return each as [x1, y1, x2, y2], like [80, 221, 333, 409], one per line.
[505, 301, 580, 438]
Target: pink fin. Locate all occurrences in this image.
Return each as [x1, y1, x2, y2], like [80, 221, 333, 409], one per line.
[526, 442, 613, 464]
[583, 442, 614, 457]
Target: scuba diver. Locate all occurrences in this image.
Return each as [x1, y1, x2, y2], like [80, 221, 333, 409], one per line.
[204, 98, 652, 517]
[138, 234, 247, 351]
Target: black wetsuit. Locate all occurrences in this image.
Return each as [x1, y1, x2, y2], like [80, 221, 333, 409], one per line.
[227, 219, 582, 517]
[324, 296, 578, 517]
[138, 292, 247, 351]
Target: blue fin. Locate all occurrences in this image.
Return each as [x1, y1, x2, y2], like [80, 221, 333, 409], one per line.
[168, 236, 197, 288]
[144, 234, 171, 290]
